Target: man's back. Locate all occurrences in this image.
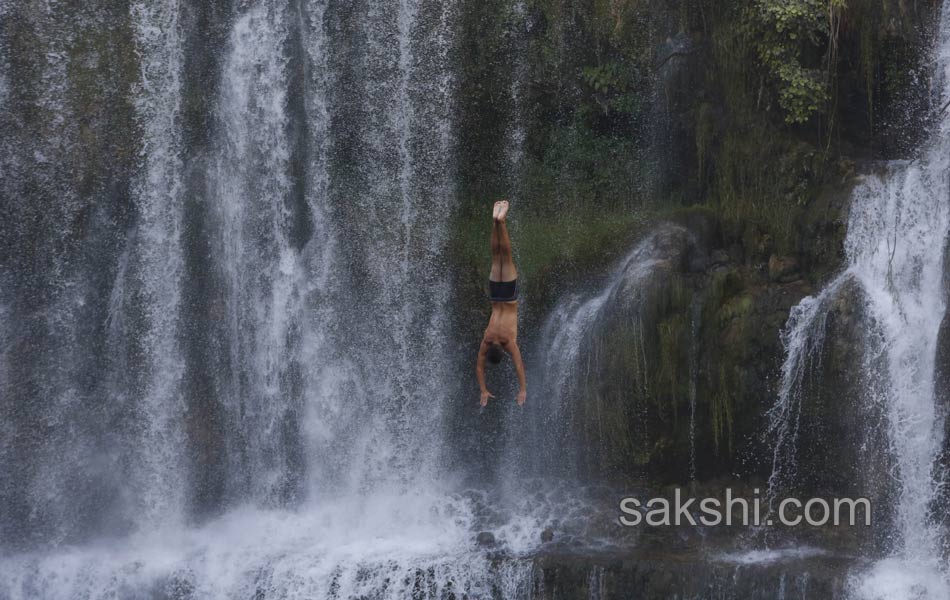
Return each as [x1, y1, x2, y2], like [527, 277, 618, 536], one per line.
[485, 301, 518, 344]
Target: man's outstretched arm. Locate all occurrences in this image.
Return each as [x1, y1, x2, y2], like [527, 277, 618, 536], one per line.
[509, 341, 527, 405]
[476, 343, 493, 406]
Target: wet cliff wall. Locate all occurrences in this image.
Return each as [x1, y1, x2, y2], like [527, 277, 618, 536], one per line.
[446, 0, 941, 491]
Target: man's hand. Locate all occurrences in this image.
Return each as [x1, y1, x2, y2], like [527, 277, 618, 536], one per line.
[516, 389, 526, 406]
[480, 390, 495, 407]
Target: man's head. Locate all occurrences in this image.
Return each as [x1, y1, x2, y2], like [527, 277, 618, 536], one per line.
[486, 342, 505, 364]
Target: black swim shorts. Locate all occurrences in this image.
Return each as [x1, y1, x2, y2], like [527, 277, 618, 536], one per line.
[489, 279, 518, 302]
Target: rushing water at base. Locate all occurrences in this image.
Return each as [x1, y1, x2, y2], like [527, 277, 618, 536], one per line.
[0, 493, 533, 600]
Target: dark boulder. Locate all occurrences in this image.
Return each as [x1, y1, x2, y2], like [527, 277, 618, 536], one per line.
[476, 531, 496, 546]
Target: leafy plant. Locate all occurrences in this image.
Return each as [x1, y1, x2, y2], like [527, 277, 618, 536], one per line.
[580, 61, 643, 116]
[581, 62, 626, 93]
[747, 0, 836, 124]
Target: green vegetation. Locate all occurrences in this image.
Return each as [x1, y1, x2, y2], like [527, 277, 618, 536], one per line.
[746, 0, 838, 124]
[455, 0, 932, 265]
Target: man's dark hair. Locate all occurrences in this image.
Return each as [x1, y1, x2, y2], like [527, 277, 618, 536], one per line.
[486, 342, 504, 364]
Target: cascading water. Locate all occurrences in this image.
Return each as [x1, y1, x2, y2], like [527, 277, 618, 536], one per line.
[0, 1, 539, 598]
[503, 0, 528, 204]
[511, 225, 693, 480]
[769, 4, 950, 597]
[119, 0, 190, 530]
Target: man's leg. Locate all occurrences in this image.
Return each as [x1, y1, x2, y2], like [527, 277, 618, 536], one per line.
[490, 201, 517, 282]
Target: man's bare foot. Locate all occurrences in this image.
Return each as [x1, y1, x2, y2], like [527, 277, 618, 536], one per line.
[496, 200, 509, 222]
[493, 201, 503, 221]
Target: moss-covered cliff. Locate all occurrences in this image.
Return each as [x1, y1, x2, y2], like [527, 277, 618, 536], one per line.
[449, 0, 940, 489]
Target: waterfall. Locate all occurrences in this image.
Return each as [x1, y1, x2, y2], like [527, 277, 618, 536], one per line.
[769, 5, 950, 597]
[512, 225, 693, 479]
[503, 0, 529, 204]
[0, 1, 541, 597]
[122, 0, 190, 531]
[307, 0, 460, 492]
[209, 0, 313, 506]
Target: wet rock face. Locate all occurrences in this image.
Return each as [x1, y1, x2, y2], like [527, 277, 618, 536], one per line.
[550, 212, 827, 486]
[540, 183, 913, 530]
[544, 204, 910, 555]
[768, 255, 799, 282]
[782, 280, 897, 554]
[542, 224, 701, 481]
[477, 531, 496, 546]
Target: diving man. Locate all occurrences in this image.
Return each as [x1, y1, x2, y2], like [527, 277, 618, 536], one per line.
[476, 200, 527, 407]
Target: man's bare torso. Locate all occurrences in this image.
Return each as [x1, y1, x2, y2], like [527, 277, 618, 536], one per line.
[483, 300, 518, 347]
